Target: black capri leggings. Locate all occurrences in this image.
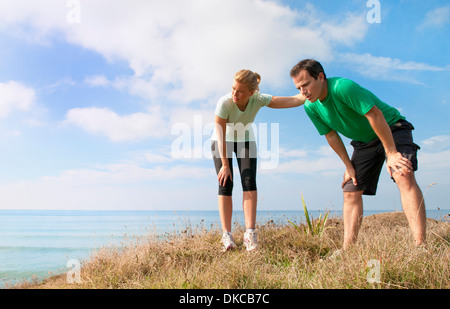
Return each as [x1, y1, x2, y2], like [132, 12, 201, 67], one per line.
[211, 141, 257, 196]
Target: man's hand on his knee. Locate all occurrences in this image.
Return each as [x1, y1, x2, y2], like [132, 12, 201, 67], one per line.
[386, 152, 413, 177]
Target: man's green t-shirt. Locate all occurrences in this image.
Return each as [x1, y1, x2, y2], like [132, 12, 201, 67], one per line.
[304, 77, 404, 143]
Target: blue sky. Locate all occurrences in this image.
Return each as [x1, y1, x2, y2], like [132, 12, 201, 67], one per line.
[0, 0, 448, 212]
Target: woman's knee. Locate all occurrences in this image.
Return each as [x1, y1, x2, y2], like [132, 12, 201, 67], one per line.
[241, 169, 257, 191]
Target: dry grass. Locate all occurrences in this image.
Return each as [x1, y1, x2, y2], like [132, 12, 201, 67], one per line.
[14, 212, 449, 289]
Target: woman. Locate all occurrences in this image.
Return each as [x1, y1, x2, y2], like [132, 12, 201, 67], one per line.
[212, 69, 305, 251]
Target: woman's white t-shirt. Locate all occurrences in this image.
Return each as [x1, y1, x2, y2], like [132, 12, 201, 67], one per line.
[212, 92, 272, 142]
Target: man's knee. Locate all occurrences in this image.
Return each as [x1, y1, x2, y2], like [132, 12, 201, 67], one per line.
[392, 170, 417, 190]
[343, 190, 363, 204]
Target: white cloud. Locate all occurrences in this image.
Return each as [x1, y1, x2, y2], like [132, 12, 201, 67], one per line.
[1, 142, 449, 211]
[0, 164, 216, 210]
[0, 1, 67, 43]
[0, 0, 370, 104]
[271, 156, 342, 175]
[45, 77, 76, 93]
[336, 52, 445, 83]
[321, 13, 367, 46]
[64, 107, 168, 141]
[279, 148, 308, 158]
[420, 149, 450, 171]
[418, 6, 450, 30]
[421, 135, 450, 152]
[260, 145, 344, 176]
[0, 0, 377, 143]
[40, 162, 212, 185]
[84, 75, 110, 87]
[0, 81, 36, 118]
[137, 151, 174, 164]
[63, 104, 217, 142]
[3, 130, 22, 138]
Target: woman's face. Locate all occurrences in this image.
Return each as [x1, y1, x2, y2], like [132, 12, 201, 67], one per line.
[232, 80, 255, 106]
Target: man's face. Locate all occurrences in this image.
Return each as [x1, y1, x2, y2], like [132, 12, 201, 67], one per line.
[292, 70, 327, 102]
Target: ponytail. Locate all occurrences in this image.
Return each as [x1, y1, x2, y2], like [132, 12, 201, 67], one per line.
[234, 69, 261, 92]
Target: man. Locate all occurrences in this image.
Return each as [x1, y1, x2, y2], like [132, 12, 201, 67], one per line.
[290, 59, 426, 250]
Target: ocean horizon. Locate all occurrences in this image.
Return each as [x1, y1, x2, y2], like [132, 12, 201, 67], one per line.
[1, 208, 448, 288]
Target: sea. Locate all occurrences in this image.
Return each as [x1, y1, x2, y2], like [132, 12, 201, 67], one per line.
[0, 209, 448, 288]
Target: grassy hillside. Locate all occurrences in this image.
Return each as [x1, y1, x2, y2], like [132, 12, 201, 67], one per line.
[14, 212, 449, 289]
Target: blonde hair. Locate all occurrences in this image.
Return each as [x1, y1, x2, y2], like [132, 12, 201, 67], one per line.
[234, 69, 261, 92]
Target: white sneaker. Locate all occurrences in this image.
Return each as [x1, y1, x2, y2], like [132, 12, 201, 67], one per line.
[319, 249, 342, 263]
[221, 232, 236, 251]
[329, 249, 343, 260]
[243, 229, 258, 251]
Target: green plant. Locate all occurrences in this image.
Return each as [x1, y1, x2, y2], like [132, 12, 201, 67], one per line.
[288, 194, 331, 237]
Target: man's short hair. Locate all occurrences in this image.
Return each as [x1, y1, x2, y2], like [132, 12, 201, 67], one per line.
[290, 59, 326, 80]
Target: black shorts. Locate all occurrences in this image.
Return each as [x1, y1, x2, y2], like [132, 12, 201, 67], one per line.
[211, 141, 257, 196]
[342, 119, 420, 196]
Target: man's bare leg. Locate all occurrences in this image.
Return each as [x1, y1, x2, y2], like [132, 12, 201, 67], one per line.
[343, 191, 364, 250]
[393, 171, 426, 246]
